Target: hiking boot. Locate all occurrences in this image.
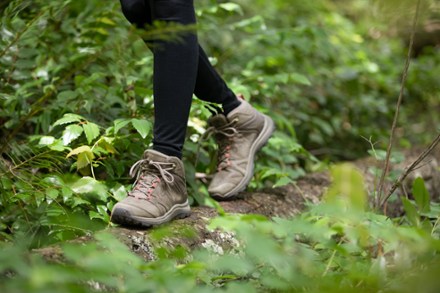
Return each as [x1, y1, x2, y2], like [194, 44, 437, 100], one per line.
[111, 149, 190, 227]
[207, 99, 275, 199]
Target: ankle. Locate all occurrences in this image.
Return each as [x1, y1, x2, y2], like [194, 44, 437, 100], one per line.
[152, 145, 182, 159]
[222, 94, 242, 115]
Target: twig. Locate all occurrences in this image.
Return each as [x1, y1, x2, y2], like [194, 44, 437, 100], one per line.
[376, 0, 422, 208]
[0, 11, 44, 59]
[380, 133, 440, 208]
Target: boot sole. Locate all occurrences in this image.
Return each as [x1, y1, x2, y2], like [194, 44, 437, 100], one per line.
[111, 201, 191, 228]
[211, 114, 275, 200]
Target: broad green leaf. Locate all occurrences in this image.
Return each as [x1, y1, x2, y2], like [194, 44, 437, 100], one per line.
[77, 151, 94, 170]
[82, 122, 100, 144]
[260, 168, 281, 179]
[46, 188, 59, 200]
[89, 211, 105, 221]
[70, 177, 108, 201]
[273, 176, 293, 188]
[15, 59, 35, 69]
[38, 136, 55, 145]
[402, 197, 420, 227]
[114, 118, 131, 134]
[219, 3, 243, 15]
[62, 124, 83, 145]
[61, 186, 73, 198]
[96, 205, 110, 221]
[97, 17, 116, 26]
[46, 206, 66, 217]
[131, 118, 151, 139]
[72, 197, 90, 208]
[67, 145, 92, 157]
[48, 139, 68, 152]
[98, 137, 117, 154]
[57, 90, 78, 102]
[1, 177, 13, 190]
[412, 177, 430, 213]
[289, 73, 311, 86]
[53, 113, 83, 127]
[325, 164, 366, 211]
[110, 184, 128, 201]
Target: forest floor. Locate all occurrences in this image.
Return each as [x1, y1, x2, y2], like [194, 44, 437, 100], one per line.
[35, 171, 330, 262]
[34, 146, 440, 262]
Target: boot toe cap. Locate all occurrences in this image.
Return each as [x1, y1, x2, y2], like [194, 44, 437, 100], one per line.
[208, 182, 237, 198]
[112, 201, 159, 219]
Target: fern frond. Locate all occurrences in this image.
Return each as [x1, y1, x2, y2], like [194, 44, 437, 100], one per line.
[1, 141, 66, 180]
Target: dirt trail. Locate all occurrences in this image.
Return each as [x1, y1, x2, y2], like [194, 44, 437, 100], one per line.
[35, 147, 440, 261]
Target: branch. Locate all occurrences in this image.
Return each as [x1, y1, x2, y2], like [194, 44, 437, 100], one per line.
[376, 0, 422, 208]
[380, 133, 440, 208]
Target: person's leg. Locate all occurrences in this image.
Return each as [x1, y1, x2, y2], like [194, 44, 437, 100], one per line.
[120, 0, 240, 152]
[120, 0, 198, 159]
[119, 0, 152, 28]
[193, 45, 241, 115]
[112, 0, 196, 227]
[116, 0, 273, 206]
[149, 0, 199, 159]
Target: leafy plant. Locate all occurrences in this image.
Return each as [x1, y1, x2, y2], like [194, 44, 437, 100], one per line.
[1, 2, 440, 291]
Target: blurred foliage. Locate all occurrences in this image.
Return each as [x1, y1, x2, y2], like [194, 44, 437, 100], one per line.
[0, 0, 440, 291]
[2, 165, 440, 292]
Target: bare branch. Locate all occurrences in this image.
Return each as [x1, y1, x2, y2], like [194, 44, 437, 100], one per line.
[376, 0, 422, 208]
[380, 133, 440, 208]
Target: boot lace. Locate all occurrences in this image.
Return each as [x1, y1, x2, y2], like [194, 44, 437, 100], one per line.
[128, 159, 175, 200]
[200, 118, 239, 171]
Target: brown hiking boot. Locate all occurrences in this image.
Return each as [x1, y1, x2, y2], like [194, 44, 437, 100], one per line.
[111, 150, 190, 227]
[207, 99, 275, 199]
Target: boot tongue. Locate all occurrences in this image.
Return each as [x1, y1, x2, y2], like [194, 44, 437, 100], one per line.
[208, 114, 228, 128]
[143, 149, 169, 162]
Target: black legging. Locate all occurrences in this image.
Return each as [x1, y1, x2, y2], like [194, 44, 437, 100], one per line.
[119, 0, 241, 158]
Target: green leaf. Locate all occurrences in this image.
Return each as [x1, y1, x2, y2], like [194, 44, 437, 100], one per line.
[131, 119, 151, 139]
[412, 177, 430, 213]
[82, 122, 100, 144]
[70, 177, 108, 201]
[114, 118, 131, 134]
[38, 136, 55, 145]
[67, 145, 92, 157]
[325, 164, 366, 211]
[402, 197, 420, 227]
[62, 124, 84, 145]
[273, 176, 293, 188]
[61, 186, 73, 198]
[111, 184, 128, 201]
[289, 73, 311, 86]
[57, 90, 78, 102]
[1, 177, 13, 190]
[96, 205, 110, 220]
[72, 197, 91, 207]
[219, 3, 243, 15]
[97, 137, 117, 154]
[15, 59, 35, 69]
[46, 188, 59, 200]
[260, 168, 281, 180]
[97, 17, 116, 26]
[53, 113, 83, 127]
[89, 211, 105, 221]
[77, 151, 94, 170]
[48, 139, 69, 152]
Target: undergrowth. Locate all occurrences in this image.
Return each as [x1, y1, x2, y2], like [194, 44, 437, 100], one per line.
[1, 0, 440, 291]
